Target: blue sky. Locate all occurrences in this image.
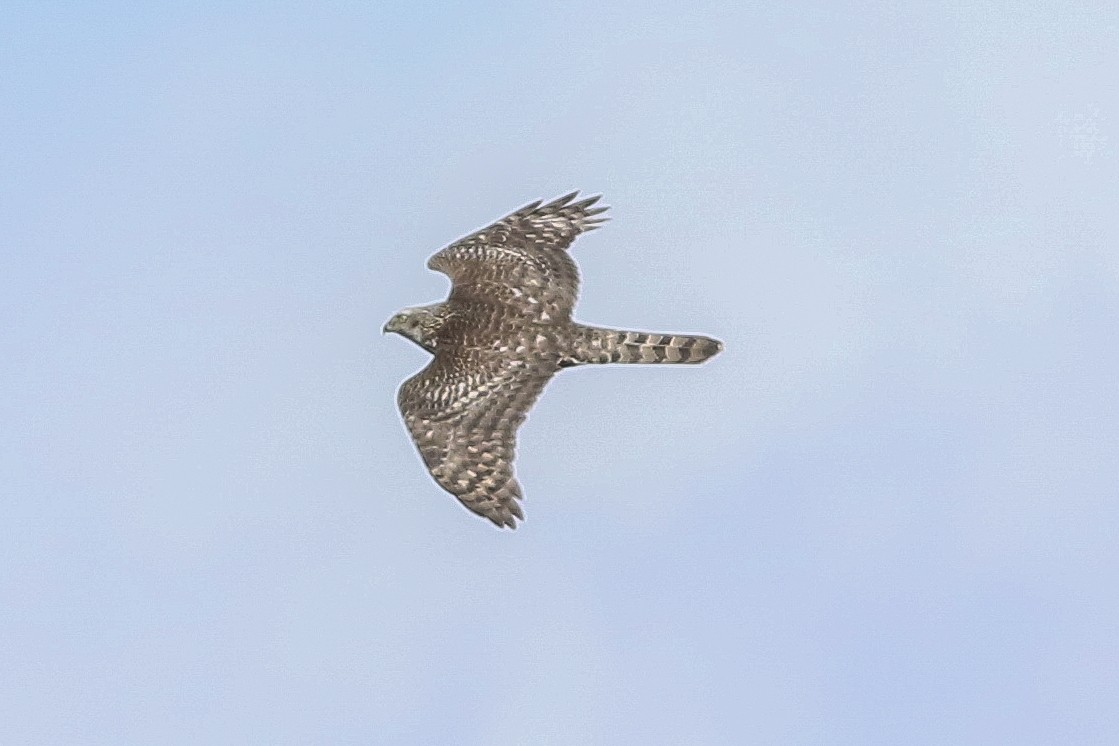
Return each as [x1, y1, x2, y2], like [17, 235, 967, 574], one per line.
[2, 2, 1117, 743]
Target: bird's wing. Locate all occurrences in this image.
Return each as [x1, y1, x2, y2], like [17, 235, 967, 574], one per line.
[397, 348, 555, 528]
[427, 192, 608, 323]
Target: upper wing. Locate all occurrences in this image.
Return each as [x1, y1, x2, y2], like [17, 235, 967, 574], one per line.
[427, 192, 609, 323]
[397, 349, 555, 528]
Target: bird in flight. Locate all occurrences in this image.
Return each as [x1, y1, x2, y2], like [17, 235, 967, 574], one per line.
[385, 192, 722, 528]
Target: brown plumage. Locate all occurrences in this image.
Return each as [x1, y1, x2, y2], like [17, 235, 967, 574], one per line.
[385, 192, 722, 529]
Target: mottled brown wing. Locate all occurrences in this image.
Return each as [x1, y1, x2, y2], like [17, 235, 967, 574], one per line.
[427, 191, 609, 323]
[396, 349, 555, 528]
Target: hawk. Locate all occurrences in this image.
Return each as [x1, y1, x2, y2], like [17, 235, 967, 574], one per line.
[385, 192, 722, 528]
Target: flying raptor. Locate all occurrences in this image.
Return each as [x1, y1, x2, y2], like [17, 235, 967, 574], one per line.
[385, 192, 723, 528]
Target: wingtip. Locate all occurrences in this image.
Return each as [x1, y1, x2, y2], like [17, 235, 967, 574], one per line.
[491, 513, 521, 530]
[482, 499, 524, 530]
[554, 190, 581, 205]
[528, 191, 610, 218]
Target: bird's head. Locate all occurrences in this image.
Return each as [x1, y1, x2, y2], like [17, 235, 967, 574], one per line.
[383, 303, 447, 353]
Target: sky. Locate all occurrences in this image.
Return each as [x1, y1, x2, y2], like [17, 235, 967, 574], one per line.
[2, 1, 1117, 743]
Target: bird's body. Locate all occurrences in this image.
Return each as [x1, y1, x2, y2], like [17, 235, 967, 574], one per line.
[385, 193, 722, 528]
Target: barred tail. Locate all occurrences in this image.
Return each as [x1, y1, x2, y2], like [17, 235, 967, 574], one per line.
[565, 325, 723, 366]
